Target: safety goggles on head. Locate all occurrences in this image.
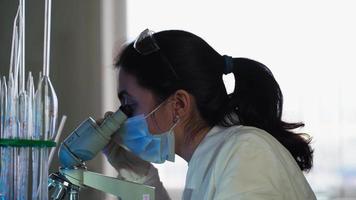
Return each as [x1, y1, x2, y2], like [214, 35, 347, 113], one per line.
[133, 29, 180, 80]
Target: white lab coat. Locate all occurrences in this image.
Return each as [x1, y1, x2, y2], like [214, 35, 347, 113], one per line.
[182, 125, 316, 200]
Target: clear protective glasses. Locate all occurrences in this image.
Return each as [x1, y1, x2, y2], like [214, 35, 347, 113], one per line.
[133, 29, 180, 80]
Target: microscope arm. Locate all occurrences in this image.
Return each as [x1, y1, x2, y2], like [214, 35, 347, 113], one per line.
[60, 168, 155, 200]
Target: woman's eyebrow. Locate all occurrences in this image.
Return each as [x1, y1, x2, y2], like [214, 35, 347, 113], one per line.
[118, 90, 136, 103]
[118, 90, 128, 100]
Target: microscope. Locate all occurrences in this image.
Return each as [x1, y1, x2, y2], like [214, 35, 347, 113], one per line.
[48, 106, 155, 200]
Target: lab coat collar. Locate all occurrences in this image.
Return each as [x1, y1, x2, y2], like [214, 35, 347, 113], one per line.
[188, 126, 224, 166]
[185, 126, 227, 190]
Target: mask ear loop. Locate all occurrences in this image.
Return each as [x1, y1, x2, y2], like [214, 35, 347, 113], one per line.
[144, 101, 165, 119]
[171, 115, 180, 130]
[169, 98, 180, 131]
[146, 99, 181, 133]
[144, 100, 168, 133]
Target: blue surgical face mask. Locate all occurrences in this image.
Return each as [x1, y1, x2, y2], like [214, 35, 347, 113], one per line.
[118, 101, 179, 163]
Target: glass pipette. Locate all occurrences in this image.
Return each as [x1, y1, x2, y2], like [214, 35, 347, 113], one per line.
[34, 0, 57, 198]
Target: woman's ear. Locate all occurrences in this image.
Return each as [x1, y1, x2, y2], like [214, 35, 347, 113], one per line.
[171, 89, 193, 120]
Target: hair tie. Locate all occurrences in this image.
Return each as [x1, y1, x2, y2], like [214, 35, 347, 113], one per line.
[223, 55, 234, 75]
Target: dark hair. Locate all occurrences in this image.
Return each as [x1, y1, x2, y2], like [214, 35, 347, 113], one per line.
[115, 30, 313, 171]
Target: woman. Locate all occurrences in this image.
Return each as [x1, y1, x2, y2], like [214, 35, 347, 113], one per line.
[102, 29, 316, 200]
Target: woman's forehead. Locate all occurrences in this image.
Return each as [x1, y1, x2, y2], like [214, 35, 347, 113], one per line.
[118, 70, 138, 98]
[118, 70, 134, 90]
[117, 70, 154, 101]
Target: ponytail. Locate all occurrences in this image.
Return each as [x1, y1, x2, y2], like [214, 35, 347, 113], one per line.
[218, 57, 313, 171]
